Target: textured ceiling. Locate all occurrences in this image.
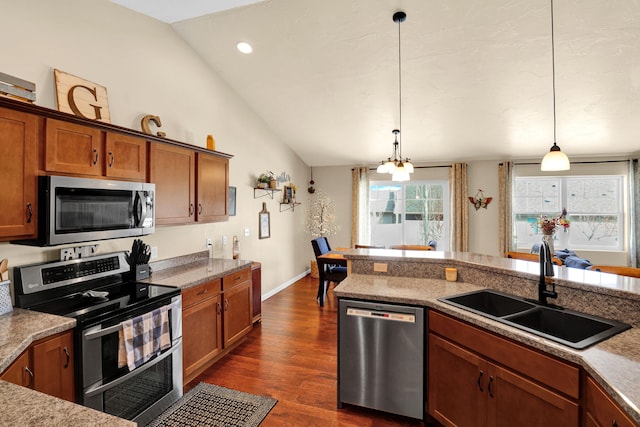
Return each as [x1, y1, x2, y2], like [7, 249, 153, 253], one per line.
[119, 0, 640, 167]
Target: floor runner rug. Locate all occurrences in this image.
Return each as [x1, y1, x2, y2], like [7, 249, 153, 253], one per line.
[147, 382, 277, 427]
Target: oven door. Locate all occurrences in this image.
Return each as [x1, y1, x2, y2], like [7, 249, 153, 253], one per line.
[81, 295, 182, 424]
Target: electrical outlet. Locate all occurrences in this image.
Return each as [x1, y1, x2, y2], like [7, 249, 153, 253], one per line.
[206, 238, 212, 248]
[244, 227, 250, 237]
[222, 235, 227, 246]
[151, 246, 158, 259]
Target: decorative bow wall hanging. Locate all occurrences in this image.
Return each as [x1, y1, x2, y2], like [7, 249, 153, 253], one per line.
[469, 189, 493, 210]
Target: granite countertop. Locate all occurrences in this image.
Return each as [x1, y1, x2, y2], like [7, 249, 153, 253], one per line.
[0, 380, 135, 427]
[334, 273, 640, 424]
[0, 308, 75, 373]
[145, 257, 253, 290]
[0, 310, 129, 426]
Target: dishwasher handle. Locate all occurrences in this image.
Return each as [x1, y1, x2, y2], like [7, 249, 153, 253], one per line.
[346, 307, 416, 323]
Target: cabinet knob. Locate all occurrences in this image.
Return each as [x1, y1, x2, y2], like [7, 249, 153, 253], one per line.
[196, 289, 208, 296]
[26, 202, 33, 223]
[477, 370, 484, 392]
[189, 203, 194, 216]
[224, 299, 229, 311]
[92, 149, 99, 165]
[216, 302, 222, 315]
[108, 151, 114, 167]
[198, 203, 203, 215]
[612, 420, 618, 427]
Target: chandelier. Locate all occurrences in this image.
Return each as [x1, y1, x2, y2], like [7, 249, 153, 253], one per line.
[376, 11, 414, 181]
[541, 0, 570, 171]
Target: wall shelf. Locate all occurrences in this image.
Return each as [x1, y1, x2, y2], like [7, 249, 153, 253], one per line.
[280, 202, 301, 212]
[253, 187, 281, 199]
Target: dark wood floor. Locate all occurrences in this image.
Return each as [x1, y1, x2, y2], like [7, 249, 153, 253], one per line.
[187, 274, 425, 426]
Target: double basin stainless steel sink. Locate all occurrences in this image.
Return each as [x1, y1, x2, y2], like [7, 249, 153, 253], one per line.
[439, 289, 631, 349]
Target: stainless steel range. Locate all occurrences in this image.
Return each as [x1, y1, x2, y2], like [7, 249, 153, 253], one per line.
[14, 252, 182, 426]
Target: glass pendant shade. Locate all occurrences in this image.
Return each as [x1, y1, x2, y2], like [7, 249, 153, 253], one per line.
[376, 162, 388, 173]
[392, 163, 410, 181]
[384, 159, 396, 173]
[541, 0, 570, 171]
[541, 143, 570, 171]
[403, 161, 414, 173]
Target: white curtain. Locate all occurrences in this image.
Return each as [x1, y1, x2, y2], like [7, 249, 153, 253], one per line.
[449, 163, 468, 252]
[351, 167, 370, 247]
[498, 161, 514, 256]
[630, 159, 639, 267]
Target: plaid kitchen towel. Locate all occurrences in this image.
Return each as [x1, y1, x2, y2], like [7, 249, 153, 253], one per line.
[118, 305, 171, 371]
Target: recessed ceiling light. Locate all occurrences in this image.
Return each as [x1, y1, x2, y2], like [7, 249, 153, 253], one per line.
[236, 42, 253, 54]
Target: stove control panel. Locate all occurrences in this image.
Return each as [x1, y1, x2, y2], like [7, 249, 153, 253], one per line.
[14, 252, 130, 296]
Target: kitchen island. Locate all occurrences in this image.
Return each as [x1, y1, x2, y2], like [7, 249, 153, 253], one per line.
[334, 249, 640, 425]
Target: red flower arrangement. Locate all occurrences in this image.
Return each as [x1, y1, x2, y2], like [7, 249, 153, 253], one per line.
[538, 208, 570, 235]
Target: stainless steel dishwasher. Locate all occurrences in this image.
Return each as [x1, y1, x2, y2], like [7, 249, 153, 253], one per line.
[338, 298, 425, 420]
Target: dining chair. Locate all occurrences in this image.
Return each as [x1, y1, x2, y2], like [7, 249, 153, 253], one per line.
[589, 265, 640, 278]
[389, 245, 434, 251]
[505, 251, 563, 266]
[311, 237, 348, 304]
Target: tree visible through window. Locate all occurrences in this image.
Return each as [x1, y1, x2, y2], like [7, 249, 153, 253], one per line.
[513, 176, 624, 251]
[369, 181, 449, 249]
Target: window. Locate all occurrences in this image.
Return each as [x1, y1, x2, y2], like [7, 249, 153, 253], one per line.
[513, 176, 624, 251]
[369, 181, 449, 249]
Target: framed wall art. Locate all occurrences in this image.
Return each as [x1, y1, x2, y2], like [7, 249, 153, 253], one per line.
[283, 186, 294, 204]
[259, 202, 270, 239]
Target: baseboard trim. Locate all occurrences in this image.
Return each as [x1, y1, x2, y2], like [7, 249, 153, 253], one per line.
[262, 269, 310, 301]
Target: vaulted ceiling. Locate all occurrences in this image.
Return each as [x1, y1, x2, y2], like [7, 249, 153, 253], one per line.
[112, 0, 640, 167]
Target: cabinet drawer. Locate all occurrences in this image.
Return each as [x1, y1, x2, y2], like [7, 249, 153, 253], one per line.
[222, 268, 251, 290]
[182, 279, 221, 308]
[429, 310, 579, 399]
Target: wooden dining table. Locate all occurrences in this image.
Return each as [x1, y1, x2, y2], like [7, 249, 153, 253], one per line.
[316, 247, 349, 306]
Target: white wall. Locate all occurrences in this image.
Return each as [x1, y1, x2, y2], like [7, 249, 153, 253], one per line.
[0, 0, 311, 295]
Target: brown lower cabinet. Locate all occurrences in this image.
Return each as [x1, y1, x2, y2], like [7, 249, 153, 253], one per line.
[182, 267, 253, 385]
[428, 311, 579, 427]
[0, 330, 75, 402]
[584, 374, 639, 427]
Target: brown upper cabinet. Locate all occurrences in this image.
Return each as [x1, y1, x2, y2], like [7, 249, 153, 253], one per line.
[45, 118, 146, 181]
[104, 132, 147, 180]
[197, 152, 229, 222]
[150, 142, 229, 225]
[149, 142, 196, 225]
[0, 107, 37, 240]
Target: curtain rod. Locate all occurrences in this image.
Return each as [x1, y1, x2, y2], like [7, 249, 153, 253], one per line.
[511, 159, 630, 166]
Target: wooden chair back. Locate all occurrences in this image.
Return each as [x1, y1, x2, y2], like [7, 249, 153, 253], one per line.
[590, 265, 640, 278]
[390, 245, 434, 251]
[505, 251, 563, 266]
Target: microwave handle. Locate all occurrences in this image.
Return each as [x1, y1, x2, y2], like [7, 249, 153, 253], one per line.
[134, 191, 148, 227]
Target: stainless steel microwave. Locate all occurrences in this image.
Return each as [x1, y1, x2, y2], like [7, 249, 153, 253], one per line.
[18, 176, 155, 246]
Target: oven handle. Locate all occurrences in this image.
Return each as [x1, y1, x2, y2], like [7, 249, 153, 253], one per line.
[84, 336, 182, 398]
[84, 299, 181, 340]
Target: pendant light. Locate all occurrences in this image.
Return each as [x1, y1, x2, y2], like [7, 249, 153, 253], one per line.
[377, 11, 414, 181]
[541, 0, 570, 171]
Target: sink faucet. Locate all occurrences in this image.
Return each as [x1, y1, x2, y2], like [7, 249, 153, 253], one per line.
[539, 240, 558, 305]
